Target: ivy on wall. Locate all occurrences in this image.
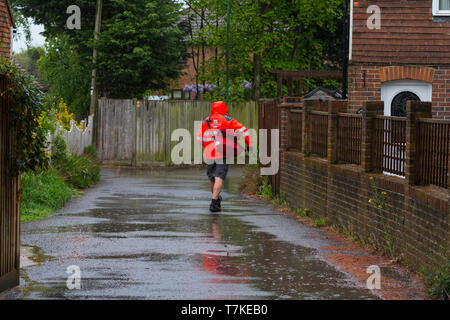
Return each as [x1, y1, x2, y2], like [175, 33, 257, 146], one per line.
[0, 57, 48, 176]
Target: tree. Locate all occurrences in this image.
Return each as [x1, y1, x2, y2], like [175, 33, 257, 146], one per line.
[10, 1, 32, 45]
[96, 0, 183, 98]
[38, 36, 91, 118]
[12, 0, 185, 107]
[189, 0, 344, 100]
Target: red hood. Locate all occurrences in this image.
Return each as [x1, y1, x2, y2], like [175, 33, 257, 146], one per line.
[211, 101, 227, 116]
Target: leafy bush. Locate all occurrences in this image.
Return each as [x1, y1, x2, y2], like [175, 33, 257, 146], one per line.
[21, 168, 78, 222]
[423, 261, 450, 300]
[83, 145, 98, 159]
[56, 98, 84, 130]
[257, 176, 273, 200]
[313, 218, 326, 228]
[273, 192, 287, 206]
[0, 57, 48, 175]
[38, 109, 58, 137]
[295, 208, 310, 217]
[56, 146, 100, 189]
[51, 131, 70, 167]
[21, 143, 101, 222]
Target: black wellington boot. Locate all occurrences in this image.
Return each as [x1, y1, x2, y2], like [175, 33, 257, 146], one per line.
[209, 199, 221, 212]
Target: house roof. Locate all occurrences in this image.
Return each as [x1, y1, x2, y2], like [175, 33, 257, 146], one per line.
[304, 87, 342, 100]
[179, 7, 222, 41]
[11, 58, 46, 91]
[6, 0, 16, 28]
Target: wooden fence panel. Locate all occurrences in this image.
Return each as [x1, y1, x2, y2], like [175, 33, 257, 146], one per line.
[288, 109, 303, 152]
[337, 114, 362, 165]
[416, 119, 450, 188]
[258, 99, 280, 195]
[98, 100, 258, 165]
[310, 111, 328, 158]
[0, 76, 20, 293]
[98, 99, 135, 164]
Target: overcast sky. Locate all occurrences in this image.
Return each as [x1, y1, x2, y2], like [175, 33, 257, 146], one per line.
[13, 23, 46, 53]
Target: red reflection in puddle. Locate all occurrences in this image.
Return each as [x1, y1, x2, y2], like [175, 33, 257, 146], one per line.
[200, 216, 251, 283]
[202, 254, 250, 283]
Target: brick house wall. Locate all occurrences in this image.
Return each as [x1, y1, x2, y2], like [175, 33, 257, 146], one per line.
[0, 0, 14, 57]
[170, 45, 217, 99]
[349, 0, 450, 118]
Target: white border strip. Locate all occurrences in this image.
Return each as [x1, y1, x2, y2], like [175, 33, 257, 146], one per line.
[349, 0, 353, 61]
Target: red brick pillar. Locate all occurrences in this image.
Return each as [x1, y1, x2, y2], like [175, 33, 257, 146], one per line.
[327, 101, 347, 164]
[361, 101, 384, 172]
[405, 101, 432, 185]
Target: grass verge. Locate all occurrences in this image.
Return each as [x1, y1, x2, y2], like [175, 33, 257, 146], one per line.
[21, 168, 79, 222]
[422, 261, 450, 300]
[20, 145, 101, 222]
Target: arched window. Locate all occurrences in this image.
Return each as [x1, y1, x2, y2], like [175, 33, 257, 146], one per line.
[391, 91, 420, 117]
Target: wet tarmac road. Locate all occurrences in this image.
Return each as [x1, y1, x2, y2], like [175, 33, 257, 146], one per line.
[3, 167, 380, 300]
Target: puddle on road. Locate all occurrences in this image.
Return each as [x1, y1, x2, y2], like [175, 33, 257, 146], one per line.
[193, 214, 376, 300]
[15, 168, 379, 300]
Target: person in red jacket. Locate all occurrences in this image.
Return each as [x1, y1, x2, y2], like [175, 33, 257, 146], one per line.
[197, 101, 252, 212]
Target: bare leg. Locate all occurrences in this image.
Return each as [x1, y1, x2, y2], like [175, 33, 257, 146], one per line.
[210, 180, 214, 194]
[212, 178, 223, 200]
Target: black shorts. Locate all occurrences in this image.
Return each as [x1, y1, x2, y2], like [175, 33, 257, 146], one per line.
[206, 162, 229, 182]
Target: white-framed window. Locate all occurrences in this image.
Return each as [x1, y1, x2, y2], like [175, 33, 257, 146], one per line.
[433, 0, 450, 16]
[381, 80, 432, 116]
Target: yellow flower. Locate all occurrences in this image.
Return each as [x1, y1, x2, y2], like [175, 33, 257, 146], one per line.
[381, 192, 387, 195]
[368, 199, 372, 203]
[369, 177, 374, 180]
[378, 205, 383, 209]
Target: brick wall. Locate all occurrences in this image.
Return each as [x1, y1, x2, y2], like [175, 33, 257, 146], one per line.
[0, 0, 12, 57]
[169, 46, 217, 98]
[280, 152, 448, 272]
[348, 65, 450, 119]
[277, 102, 449, 273]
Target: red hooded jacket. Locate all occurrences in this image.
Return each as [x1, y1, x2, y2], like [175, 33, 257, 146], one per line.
[197, 101, 252, 160]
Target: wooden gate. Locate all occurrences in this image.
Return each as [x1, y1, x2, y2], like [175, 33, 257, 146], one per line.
[0, 75, 20, 292]
[258, 99, 281, 195]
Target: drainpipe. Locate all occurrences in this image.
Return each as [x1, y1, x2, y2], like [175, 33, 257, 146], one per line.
[342, 0, 350, 100]
[225, 0, 231, 104]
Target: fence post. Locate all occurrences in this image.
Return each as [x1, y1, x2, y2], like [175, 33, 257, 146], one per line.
[361, 101, 384, 172]
[405, 101, 432, 185]
[277, 73, 283, 98]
